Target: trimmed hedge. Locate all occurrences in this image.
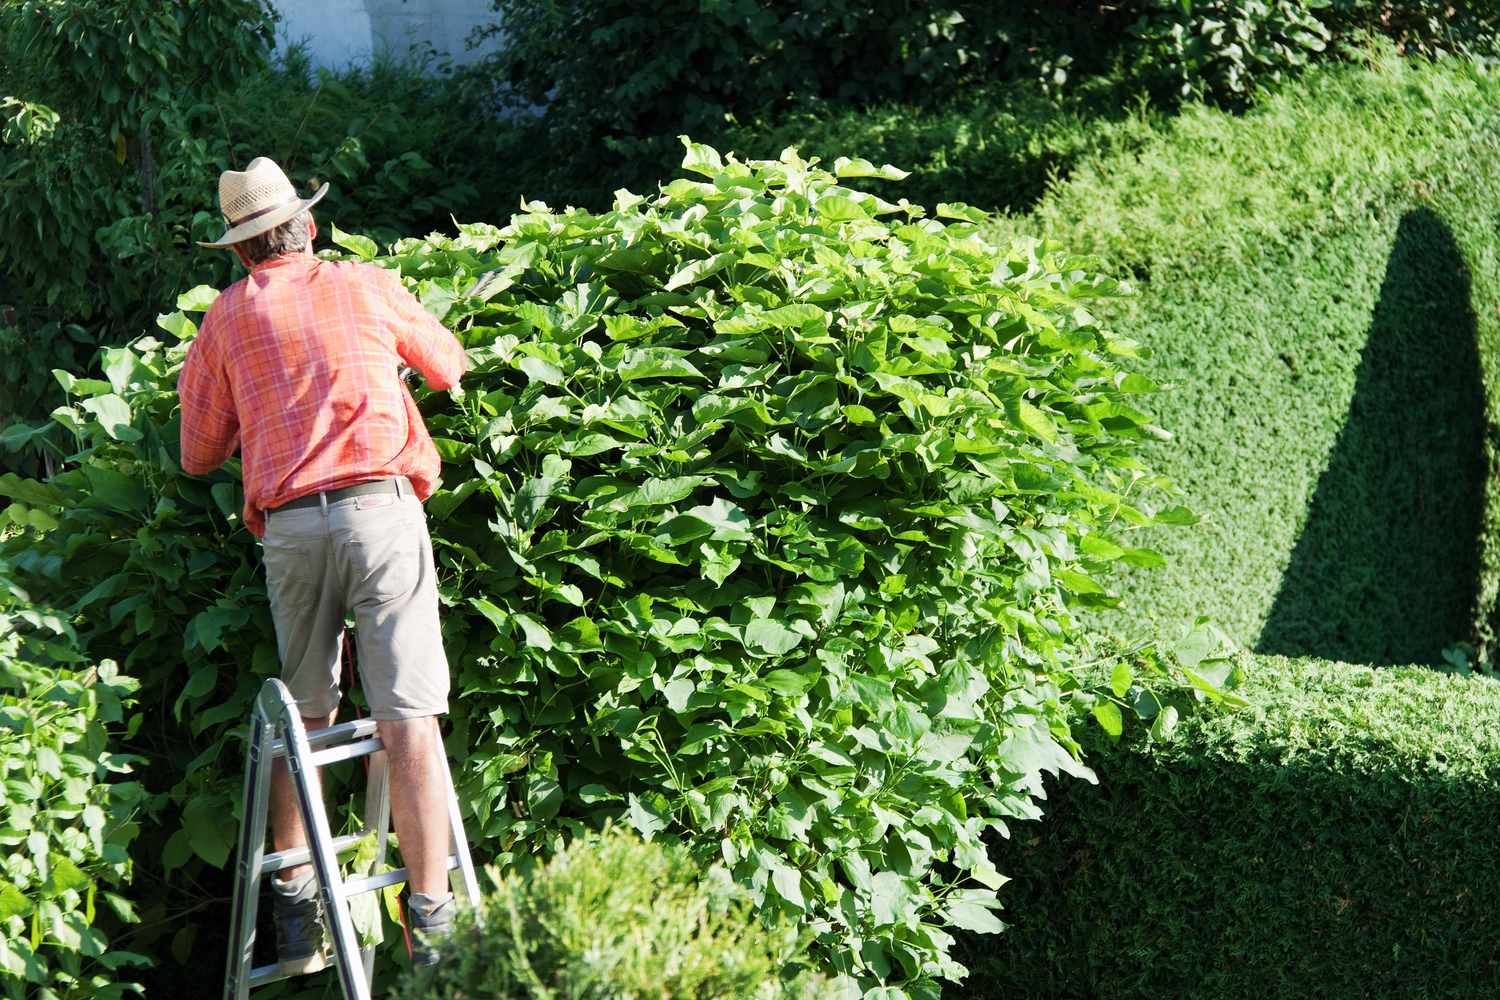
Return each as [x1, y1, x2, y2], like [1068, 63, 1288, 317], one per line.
[964, 657, 1500, 999]
[1120, 205, 1490, 666]
[988, 50, 1500, 664]
[956, 48, 1500, 999]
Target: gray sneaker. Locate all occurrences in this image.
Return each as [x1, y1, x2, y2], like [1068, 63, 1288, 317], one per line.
[407, 891, 455, 968]
[272, 870, 328, 975]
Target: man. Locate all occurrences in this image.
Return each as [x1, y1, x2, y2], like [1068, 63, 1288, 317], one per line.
[178, 157, 466, 973]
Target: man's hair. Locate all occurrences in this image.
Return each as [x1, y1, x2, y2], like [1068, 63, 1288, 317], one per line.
[237, 210, 312, 265]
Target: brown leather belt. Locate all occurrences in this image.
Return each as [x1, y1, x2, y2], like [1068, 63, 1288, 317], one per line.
[267, 477, 410, 515]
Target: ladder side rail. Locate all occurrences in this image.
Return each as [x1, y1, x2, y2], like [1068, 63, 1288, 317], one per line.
[369, 749, 391, 879]
[276, 689, 374, 1000]
[437, 749, 484, 926]
[360, 748, 391, 984]
[223, 699, 277, 1000]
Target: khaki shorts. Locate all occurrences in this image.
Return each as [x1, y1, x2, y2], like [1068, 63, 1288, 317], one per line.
[260, 491, 449, 720]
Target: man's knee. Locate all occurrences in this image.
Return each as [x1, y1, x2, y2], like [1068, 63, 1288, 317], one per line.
[379, 714, 439, 734]
[377, 715, 442, 761]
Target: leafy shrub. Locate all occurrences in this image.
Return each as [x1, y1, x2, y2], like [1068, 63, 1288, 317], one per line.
[1321, 0, 1500, 58]
[964, 656, 1500, 999]
[0, 340, 281, 977]
[985, 51, 1500, 665]
[396, 825, 818, 1000]
[0, 560, 147, 999]
[1126, 0, 1333, 100]
[0, 140, 1236, 997]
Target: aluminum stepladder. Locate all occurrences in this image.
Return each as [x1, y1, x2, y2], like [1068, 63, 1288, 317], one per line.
[223, 678, 483, 1000]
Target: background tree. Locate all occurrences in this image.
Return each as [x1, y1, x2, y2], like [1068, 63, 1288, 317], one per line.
[0, 0, 508, 438]
[0, 0, 274, 429]
[470, 0, 1500, 208]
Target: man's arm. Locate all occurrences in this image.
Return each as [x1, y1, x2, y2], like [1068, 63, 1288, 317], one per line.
[177, 337, 241, 474]
[385, 271, 467, 391]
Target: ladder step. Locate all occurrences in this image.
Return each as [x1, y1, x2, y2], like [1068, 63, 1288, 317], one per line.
[307, 737, 385, 768]
[247, 962, 292, 988]
[247, 946, 354, 988]
[260, 833, 368, 877]
[269, 717, 380, 758]
[341, 855, 460, 898]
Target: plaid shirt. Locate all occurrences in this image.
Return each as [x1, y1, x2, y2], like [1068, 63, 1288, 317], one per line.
[178, 253, 465, 537]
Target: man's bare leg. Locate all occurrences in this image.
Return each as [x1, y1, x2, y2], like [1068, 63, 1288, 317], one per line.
[379, 715, 450, 897]
[269, 710, 337, 880]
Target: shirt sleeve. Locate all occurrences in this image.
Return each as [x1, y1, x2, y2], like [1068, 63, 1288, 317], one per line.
[177, 322, 241, 475]
[383, 268, 467, 391]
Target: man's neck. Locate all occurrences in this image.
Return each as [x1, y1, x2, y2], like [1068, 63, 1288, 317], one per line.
[251, 249, 315, 270]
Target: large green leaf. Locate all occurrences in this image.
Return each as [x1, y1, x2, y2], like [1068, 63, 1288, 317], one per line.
[743, 619, 804, 657]
[81, 466, 146, 512]
[81, 394, 139, 441]
[0, 473, 62, 506]
[0, 881, 32, 920]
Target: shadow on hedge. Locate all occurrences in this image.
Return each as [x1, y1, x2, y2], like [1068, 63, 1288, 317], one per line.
[962, 728, 1500, 1000]
[1256, 207, 1487, 666]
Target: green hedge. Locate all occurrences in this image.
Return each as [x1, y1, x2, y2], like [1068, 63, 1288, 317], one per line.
[963, 657, 1500, 999]
[988, 50, 1500, 664]
[1117, 204, 1491, 666]
[953, 49, 1500, 998]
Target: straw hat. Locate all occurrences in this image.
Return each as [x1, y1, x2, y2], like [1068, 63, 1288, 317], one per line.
[197, 156, 328, 248]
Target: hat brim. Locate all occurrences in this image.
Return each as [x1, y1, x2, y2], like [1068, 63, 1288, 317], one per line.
[196, 182, 329, 248]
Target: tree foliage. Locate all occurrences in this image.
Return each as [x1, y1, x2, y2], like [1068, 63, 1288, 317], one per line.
[0, 0, 274, 425]
[0, 0, 513, 434]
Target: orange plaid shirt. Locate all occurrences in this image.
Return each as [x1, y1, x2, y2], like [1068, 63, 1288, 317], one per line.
[178, 253, 465, 537]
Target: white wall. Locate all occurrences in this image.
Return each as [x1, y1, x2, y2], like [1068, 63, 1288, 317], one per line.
[271, 0, 501, 70]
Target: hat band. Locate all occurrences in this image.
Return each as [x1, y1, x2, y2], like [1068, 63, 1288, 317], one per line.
[226, 193, 301, 228]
